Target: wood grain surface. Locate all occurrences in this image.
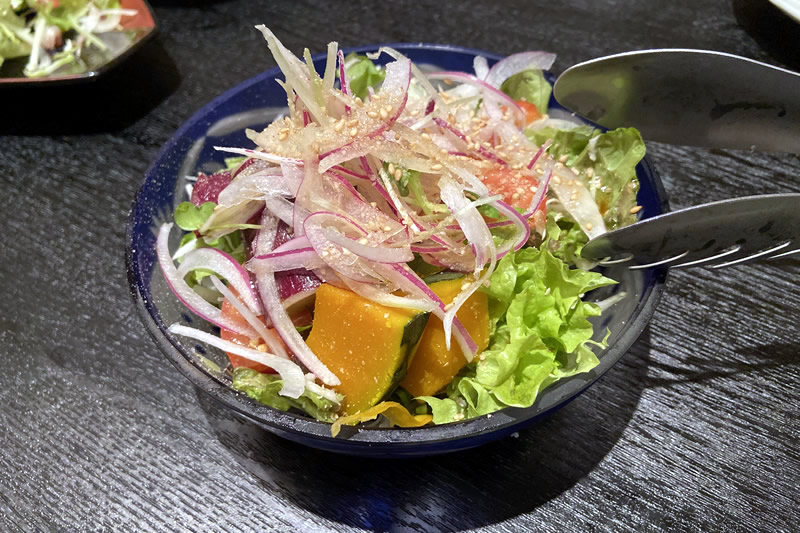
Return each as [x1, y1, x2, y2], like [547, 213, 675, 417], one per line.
[1, 0, 797, 531]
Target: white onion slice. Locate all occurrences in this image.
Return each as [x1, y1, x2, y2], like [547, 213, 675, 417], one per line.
[169, 324, 305, 398]
[256, 271, 340, 386]
[550, 164, 606, 239]
[249, 247, 325, 272]
[175, 247, 262, 314]
[485, 51, 556, 88]
[473, 55, 489, 80]
[156, 224, 257, 337]
[209, 275, 289, 360]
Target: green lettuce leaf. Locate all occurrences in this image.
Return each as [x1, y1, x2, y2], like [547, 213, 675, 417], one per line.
[500, 69, 551, 114]
[232, 368, 342, 423]
[419, 247, 616, 424]
[527, 126, 644, 229]
[0, 1, 30, 61]
[543, 212, 589, 268]
[174, 201, 216, 231]
[342, 53, 385, 100]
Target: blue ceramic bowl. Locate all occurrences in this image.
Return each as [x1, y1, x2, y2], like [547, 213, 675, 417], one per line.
[126, 44, 668, 457]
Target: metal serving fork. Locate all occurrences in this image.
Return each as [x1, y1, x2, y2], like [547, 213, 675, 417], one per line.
[580, 194, 800, 269]
[554, 49, 800, 269]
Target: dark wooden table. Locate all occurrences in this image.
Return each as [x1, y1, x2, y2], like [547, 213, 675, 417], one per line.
[2, 0, 798, 531]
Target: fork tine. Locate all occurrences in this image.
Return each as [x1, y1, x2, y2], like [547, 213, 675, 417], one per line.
[628, 250, 689, 270]
[709, 241, 792, 269]
[598, 253, 635, 266]
[768, 247, 800, 260]
[671, 245, 741, 269]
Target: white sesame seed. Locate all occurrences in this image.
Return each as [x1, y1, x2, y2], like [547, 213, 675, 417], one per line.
[388, 163, 396, 175]
[382, 225, 392, 232]
[358, 238, 369, 245]
[367, 111, 379, 118]
[349, 127, 358, 137]
[431, 163, 443, 171]
[379, 108, 388, 119]
[630, 205, 643, 214]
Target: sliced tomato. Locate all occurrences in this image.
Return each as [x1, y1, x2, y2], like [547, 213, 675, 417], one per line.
[219, 297, 275, 373]
[483, 167, 540, 210]
[516, 100, 542, 124]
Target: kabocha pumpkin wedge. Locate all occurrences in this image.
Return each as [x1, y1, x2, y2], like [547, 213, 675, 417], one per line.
[401, 277, 490, 397]
[305, 284, 430, 415]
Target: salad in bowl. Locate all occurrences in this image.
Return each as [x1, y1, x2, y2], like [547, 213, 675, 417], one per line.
[143, 26, 655, 444]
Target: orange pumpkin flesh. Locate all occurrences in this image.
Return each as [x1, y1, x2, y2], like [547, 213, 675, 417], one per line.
[400, 278, 490, 397]
[305, 284, 429, 415]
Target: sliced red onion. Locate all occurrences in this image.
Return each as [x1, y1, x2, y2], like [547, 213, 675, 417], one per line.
[427, 71, 523, 121]
[231, 157, 264, 179]
[156, 223, 256, 337]
[216, 171, 290, 207]
[256, 270, 340, 386]
[376, 167, 422, 232]
[169, 324, 305, 398]
[265, 195, 294, 225]
[338, 49, 351, 114]
[332, 165, 368, 180]
[267, 222, 323, 303]
[176, 247, 262, 314]
[318, 57, 411, 168]
[370, 46, 446, 111]
[439, 176, 495, 273]
[324, 227, 413, 264]
[340, 276, 437, 313]
[411, 244, 449, 253]
[249, 246, 324, 272]
[431, 117, 506, 165]
[280, 288, 319, 312]
[529, 165, 553, 213]
[254, 210, 279, 257]
[209, 275, 289, 360]
[379, 264, 479, 360]
[215, 146, 302, 166]
[485, 51, 556, 88]
[272, 234, 312, 253]
[491, 200, 530, 254]
[527, 139, 552, 170]
[303, 211, 395, 280]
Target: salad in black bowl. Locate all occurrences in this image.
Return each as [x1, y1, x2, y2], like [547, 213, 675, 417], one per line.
[127, 27, 667, 456]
